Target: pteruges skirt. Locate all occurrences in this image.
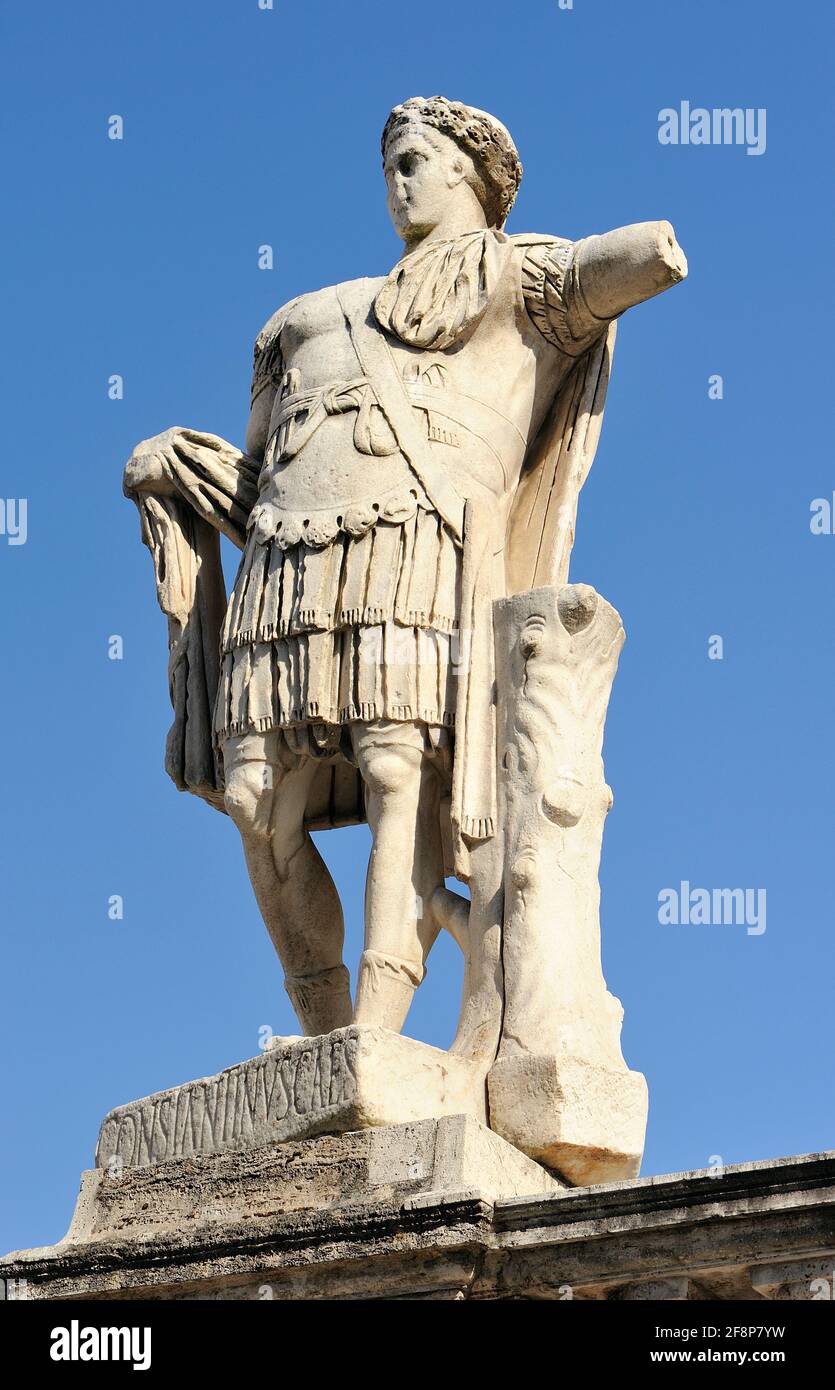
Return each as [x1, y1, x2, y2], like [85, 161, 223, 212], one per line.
[212, 506, 462, 748]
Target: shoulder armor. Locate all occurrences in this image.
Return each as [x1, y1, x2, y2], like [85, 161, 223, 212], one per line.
[252, 297, 303, 400]
[508, 232, 573, 250]
[254, 295, 303, 360]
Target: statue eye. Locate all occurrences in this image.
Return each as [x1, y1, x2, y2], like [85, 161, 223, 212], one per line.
[398, 152, 418, 176]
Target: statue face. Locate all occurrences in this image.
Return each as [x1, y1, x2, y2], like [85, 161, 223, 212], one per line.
[384, 126, 467, 242]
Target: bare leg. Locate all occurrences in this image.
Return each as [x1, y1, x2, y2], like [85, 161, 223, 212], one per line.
[350, 721, 447, 1032]
[222, 732, 353, 1035]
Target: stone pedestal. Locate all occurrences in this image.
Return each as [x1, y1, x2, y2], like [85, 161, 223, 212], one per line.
[0, 1114, 559, 1301]
[95, 1026, 488, 1172]
[3, 1142, 832, 1301]
[487, 1053, 648, 1187]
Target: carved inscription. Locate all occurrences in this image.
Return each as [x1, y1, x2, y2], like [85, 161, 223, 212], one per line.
[96, 1032, 358, 1169]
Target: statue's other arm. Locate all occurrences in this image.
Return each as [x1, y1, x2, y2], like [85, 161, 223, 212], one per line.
[511, 223, 686, 594]
[520, 222, 687, 357]
[574, 221, 687, 321]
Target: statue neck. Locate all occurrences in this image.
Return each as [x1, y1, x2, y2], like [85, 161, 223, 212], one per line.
[402, 201, 488, 253]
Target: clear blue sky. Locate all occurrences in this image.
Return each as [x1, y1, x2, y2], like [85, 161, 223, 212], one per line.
[1, 0, 832, 1252]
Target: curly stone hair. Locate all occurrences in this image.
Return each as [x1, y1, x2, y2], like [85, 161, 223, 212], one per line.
[381, 95, 523, 229]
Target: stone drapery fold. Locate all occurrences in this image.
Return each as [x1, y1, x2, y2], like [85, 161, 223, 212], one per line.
[123, 430, 260, 810]
[374, 229, 511, 351]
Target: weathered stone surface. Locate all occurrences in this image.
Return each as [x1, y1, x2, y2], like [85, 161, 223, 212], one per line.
[613, 1276, 706, 1301]
[86, 1114, 557, 1246]
[485, 585, 648, 1183]
[0, 1115, 559, 1296]
[2, 1148, 832, 1302]
[487, 1054, 648, 1186]
[751, 1257, 835, 1300]
[95, 1028, 488, 1170]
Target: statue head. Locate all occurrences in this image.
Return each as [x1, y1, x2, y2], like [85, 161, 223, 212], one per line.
[381, 96, 522, 244]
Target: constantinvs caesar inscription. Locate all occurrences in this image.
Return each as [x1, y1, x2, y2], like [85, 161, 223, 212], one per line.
[97, 1033, 357, 1169]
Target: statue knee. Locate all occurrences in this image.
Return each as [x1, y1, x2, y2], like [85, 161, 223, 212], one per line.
[224, 761, 274, 838]
[360, 743, 423, 801]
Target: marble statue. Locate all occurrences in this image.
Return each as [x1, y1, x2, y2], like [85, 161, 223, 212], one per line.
[124, 96, 687, 1183]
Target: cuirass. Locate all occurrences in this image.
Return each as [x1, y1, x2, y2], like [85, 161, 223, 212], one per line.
[250, 261, 561, 550]
[254, 402, 429, 548]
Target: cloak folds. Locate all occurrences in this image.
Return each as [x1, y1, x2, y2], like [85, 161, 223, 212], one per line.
[124, 321, 616, 869]
[124, 432, 257, 813]
[124, 430, 365, 829]
[451, 321, 617, 877]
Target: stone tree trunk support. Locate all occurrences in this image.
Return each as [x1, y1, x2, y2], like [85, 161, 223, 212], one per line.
[486, 583, 648, 1186]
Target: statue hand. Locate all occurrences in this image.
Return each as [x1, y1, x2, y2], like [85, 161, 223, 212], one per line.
[123, 427, 184, 496]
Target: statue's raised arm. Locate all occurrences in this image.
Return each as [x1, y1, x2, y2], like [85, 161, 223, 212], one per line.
[575, 219, 687, 319]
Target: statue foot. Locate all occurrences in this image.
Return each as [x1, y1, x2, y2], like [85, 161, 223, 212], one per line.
[284, 963, 353, 1036]
[352, 950, 424, 1032]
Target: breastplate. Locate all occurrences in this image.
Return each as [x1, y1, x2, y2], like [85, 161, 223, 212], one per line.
[251, 370, 430, 548]
[250, 265, 540, 549]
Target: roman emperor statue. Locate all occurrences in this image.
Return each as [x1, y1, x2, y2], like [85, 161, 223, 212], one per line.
[125, 96, 687, 1044]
